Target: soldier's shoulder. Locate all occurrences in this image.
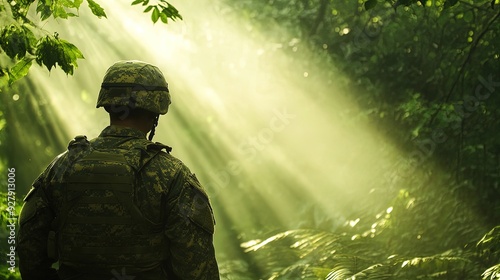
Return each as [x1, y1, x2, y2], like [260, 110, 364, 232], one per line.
[152, 149, 188, 172]
[137, 151, 192, 192]
[31, 150, 70, 189]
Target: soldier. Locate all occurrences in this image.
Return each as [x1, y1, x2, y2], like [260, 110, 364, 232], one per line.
[18, 60, 220, 280]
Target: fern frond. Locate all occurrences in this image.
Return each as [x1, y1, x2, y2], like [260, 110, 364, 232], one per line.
[482, 263, 500, 280]
[396, 254, 472, 279]
[350, 263, 392, 280]
[477, 226, 500, 264]
[325, 265, 352, 280]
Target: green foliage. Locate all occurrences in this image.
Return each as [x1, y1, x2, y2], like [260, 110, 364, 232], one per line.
[238, 190, 497, 279]
[219, 3, 499, 277]
[0, 269, 21, 280]
[0, 0, 498, 279]
[0, 0, 182, 87]
[35, 0, 83, 20]
[7, 0, 34, 19]
[34, 35, 84, 75]
[86, 0, 107, 18]
[0, 24, 37, 84]
[482, 263, 500, 280]
[364, 0, 488, 10]
[395, 253, 473, 279]
[0, 24, 32, 59]
[477, 226, 500, 267]
[443, 0, 459, 9]
[364, 0, 378, 10]
[9, 57, 34, 85]
[132, 0, 183, 24]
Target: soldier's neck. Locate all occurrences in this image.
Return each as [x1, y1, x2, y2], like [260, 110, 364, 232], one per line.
[110, 119, 151, 137]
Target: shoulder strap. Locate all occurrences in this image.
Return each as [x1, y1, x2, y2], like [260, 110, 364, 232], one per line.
[122, 138, 172, 172]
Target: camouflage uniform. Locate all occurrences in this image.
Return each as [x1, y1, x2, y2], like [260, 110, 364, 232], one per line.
[18, 126, 219, 279]
[18, 61, 220, 280]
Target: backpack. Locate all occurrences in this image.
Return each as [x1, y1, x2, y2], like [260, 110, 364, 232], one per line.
[50, 135, 171, 274]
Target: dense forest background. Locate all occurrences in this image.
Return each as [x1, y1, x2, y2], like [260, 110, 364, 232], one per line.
[215, 0, 500, 279]
[1, 0, 500, 279]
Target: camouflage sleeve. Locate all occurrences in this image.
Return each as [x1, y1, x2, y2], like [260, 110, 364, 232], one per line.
[18, 177, 59, 280]
[164, 165, 220, 279]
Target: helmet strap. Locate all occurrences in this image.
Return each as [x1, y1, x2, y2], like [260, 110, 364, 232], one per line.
[148, 115, 159, 141]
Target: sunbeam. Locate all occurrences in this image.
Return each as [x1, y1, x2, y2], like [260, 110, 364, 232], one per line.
[6, 0, 445, 273]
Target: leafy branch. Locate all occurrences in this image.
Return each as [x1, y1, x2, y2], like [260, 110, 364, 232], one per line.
[132, 0, 182, 24]
[364, 0, 498, 10]
[0, 0, 182, 88]
[35, 34, 85, 75]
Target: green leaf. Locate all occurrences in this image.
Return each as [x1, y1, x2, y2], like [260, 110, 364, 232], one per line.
[8, 0, 32, 18]
[58, 39, 85, 74]
[35, 36, 58, 71]
[131, 0, 143, 5]
[160, 11, 169, 23]
[8, 56, 34, 85]
[144, 5, 153, 13]
[20, 25, 37, 54]
[162, 5, 182, 21]
[53, 4, 69, 19]
[151, 6, 160, 23]
[36, 0, 53, 20]
[364, 0, 378, 10]
[0, 25, 29, 59]
[483, 264, 500, 280]
[59, 0, 75, 8]
[170, 6, 182, 20]
[35, 35, 84, 75]
[87, 0, 107, 18]
[74, 0, 84, 9]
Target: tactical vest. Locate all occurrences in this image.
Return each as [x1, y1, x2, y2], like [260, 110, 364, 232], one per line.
[52, 135, 171, 274]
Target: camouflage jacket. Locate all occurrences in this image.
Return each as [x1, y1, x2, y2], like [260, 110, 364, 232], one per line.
[18, 125, 220, 280]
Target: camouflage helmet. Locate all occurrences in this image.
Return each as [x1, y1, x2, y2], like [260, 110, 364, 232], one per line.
[96, 60, 171, 115]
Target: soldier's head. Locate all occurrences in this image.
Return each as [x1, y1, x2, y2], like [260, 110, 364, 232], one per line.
[96, 60, 171, 140]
